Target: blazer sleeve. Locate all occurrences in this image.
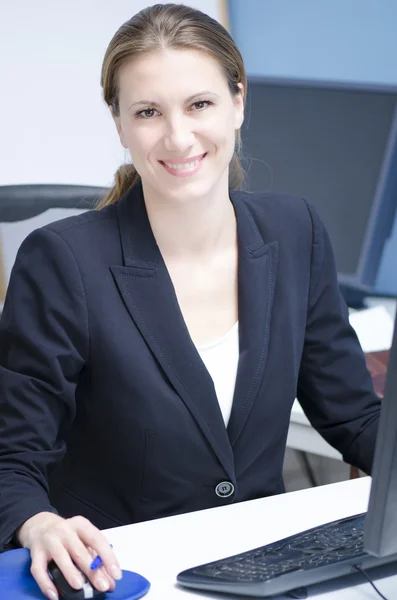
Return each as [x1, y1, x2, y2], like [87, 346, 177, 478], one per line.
[0, 227, 88, 550]
[296, 201, 381, 474]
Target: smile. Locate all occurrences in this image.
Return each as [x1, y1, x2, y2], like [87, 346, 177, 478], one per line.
[159, 153, 207, 177]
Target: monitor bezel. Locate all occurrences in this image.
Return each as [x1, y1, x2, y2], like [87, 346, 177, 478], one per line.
[364, 308, 397, 557]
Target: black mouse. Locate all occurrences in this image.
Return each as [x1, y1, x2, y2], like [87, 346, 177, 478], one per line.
[48, 560, 107, 600]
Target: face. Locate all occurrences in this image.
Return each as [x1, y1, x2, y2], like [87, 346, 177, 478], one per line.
[112, 47, 244, 203]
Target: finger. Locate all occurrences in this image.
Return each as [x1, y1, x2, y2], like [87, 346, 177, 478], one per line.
[66, 538, 115, 593]
[72, 516, 122, 580]
[89, 566, 116, 592]
[46, 540, 86, 590]
[88, 544, 118, 589]
[87, 545, 116, 590]
[30, 547, 59, 600]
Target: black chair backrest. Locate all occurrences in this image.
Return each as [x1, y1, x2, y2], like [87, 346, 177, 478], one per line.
[0, 184, 109, 222]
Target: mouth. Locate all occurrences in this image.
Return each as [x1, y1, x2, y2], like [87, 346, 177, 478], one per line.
[159, 153, 207, 177]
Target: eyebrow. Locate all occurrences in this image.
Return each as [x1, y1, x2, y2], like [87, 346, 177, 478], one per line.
[127, 91, 219, 111]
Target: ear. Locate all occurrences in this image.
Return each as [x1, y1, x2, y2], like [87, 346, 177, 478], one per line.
[234, 83, 245, 130]
[110, 106, 128, 149]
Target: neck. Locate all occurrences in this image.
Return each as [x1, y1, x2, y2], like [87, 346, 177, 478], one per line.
[141, 178, 237, 260]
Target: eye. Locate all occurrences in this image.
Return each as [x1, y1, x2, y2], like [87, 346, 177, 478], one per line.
[191, 100, 213, 111]
[136, 107, 159, 119]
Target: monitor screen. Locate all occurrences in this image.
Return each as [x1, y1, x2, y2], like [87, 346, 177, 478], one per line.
[364, 308, 397, 557]
[241, 78, 397, 290]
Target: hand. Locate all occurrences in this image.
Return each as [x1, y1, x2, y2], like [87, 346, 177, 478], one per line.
[17, 512, 122, 600]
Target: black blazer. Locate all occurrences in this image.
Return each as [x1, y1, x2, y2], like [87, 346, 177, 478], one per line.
[0, 183, 380, 549]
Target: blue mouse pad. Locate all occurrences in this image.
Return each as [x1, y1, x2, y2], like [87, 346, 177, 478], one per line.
[0, 548, 150, 600]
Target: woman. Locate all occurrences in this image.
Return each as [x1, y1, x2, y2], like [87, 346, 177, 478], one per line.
[0, 3, 380, 599]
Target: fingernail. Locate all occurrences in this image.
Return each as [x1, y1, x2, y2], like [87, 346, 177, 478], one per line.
[110, 564, 123, 580]
[96, 577, 109, 592]
[47, 590, 58, 600]
[71, 575, 85, 589]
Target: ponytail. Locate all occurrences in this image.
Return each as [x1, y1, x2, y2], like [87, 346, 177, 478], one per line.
[96, 164, 140, 209]
[229, 153, 245, 190]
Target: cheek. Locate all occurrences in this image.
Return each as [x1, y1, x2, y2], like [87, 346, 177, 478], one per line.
[125, 127, 161, 164]
[205, 110, 237, 145]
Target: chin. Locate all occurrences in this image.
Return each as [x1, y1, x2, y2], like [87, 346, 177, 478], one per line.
[162, 178, 218, 201]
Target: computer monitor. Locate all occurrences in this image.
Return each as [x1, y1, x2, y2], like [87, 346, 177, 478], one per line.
[241, 77, 397, 305]
[364, 308, 397, 557]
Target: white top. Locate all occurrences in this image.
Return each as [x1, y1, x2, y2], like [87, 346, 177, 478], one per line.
[196, 321, 239, 426]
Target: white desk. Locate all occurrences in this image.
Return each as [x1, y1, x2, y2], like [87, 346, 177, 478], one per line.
[103, 478, 396, 599]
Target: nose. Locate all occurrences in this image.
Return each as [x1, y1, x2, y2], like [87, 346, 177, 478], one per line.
[163, 114, 195, 153]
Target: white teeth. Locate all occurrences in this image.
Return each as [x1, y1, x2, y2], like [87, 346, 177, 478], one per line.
[163, 156, 203, 170]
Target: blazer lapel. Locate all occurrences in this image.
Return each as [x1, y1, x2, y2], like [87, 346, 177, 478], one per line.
[227, 193, 278, 447]
[110, 183, 235, 480]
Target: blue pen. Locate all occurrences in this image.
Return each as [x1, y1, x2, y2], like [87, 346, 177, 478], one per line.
[90, 544, 113, 570]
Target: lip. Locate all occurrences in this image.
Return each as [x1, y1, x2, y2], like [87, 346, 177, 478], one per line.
[159, 152, 207, 178]
[159, 152, 206, 164]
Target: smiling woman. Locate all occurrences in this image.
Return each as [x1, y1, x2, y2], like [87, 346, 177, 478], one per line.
[98, 3, 246, 209]
[0, 4, 382, 600]
[111, 47, 243, 206]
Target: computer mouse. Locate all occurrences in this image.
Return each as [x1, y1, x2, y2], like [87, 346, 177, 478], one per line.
[48, 560, 107, 600]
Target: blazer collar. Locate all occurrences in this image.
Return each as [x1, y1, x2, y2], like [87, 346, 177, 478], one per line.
[110, 182, 277, 475]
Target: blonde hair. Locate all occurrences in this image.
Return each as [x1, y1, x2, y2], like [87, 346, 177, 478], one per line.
[98, 3, 247, 209]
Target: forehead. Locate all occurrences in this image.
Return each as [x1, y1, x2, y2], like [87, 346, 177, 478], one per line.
[117, 48, 229, 103]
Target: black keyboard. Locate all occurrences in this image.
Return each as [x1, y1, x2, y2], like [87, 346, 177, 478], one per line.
[177, 513, 397, 597]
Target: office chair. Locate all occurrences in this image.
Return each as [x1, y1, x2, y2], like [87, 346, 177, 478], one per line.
[0, 184, 109, 302]
[0, 184, 108, 222]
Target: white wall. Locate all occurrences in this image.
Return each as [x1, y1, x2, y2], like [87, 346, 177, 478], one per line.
[1, 0, 222, 187]
[0, 0, 222, 281]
